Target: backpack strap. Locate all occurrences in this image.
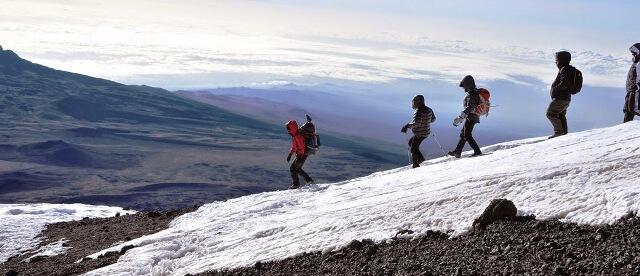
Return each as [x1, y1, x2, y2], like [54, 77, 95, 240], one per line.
[633, 63, 638, 90]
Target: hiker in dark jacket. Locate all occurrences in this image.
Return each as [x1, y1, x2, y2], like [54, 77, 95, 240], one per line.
[547, 51, 577, 138]
[624, 43, 640, 123]
[401, 95, 436, 168]
[448, 75, 482, 158]
[286, 120, 313, 189]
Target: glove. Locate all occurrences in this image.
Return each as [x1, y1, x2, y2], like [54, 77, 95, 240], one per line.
[286, 153, 292, 162]
[305, 114, 313, 123]
[453, 116, 464, 127]
[401, 124, 409, 133]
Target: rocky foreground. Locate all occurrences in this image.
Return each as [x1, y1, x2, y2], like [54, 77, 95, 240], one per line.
[2, 203, 640, 276]
[0, 208, 194, 276]
[204, 214, 640, 276]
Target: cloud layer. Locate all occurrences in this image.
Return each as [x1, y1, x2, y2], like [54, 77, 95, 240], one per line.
[0, 0, 635, 89]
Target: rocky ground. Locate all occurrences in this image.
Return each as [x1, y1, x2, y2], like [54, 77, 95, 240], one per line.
[3, 201, 640, 276]
[203, 215, 640, 276]
[0, 208, 195, 276]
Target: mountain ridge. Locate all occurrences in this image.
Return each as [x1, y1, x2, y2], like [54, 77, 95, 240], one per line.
[0, 48, 404, 210]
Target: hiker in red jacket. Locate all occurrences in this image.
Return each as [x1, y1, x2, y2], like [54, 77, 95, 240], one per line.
[286, 120, 313, 189]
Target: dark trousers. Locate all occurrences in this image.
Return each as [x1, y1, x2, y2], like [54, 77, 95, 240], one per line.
[290, 154, 311, 186]
[454, 119, 481, 153]
[408, 136, 426, 168]
[624, 112, 635, 123]
[624, 92, 635, 123]
[546, 99, 570, 135]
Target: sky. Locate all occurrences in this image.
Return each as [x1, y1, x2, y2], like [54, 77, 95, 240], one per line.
[0, 0, 638, 90]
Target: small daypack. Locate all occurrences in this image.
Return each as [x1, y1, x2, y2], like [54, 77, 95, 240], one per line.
[634, 88, 640, 116]
[475, 88, 491, 117]
[299, 120, 320, 155]
[632, 65, 640, 116]
[570, 66, 583, 95]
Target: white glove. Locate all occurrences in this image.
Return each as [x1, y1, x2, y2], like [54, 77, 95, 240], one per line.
[453, 116, 464, 127]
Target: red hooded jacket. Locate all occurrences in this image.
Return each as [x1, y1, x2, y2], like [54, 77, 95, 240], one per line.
[286, 120, 306, 156]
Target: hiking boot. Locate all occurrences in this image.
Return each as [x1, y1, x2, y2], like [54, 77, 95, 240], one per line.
[471, 151, 483, 157]
[448, 151, 461, 158]
[306, 179, 314, 185]
[289, 184, 300, 189]
[548, 133, 564, 139]
[412, 155, 424, 169]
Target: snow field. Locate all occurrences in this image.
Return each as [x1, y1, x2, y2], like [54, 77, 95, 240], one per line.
[0, 203, 132, 263]
[85, 122, 640, 276]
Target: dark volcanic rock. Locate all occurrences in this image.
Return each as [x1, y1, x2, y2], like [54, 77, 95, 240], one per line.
[0, 171, 61, 194]
[201, 215, 640, 276]
[0, 208, 195, 276]
[18, 140, 94, 167]
[4, 200, 640, 276]
[473, 198, 517, 230]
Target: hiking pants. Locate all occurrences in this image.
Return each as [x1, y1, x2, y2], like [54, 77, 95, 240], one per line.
[624, 91, 635, 123]
[454, 119, 481, 153]
[290, 154, 311, 186]
[547, 99, 570, 135]
[408, 135, 426, 168]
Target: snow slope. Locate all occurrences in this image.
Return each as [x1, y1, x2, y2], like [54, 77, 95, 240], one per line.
[86, 122, 640, 276]
[0, 204, 131, 263]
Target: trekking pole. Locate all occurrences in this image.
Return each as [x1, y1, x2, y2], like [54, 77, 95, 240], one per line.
[430, 130, 448, 157]
[403, 133, 411, 163]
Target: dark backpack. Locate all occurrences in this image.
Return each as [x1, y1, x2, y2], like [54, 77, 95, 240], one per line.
[299, 121, 320, 155]
[570, 67, 583, 94]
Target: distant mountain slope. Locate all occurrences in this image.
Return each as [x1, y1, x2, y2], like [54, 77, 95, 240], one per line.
[178, 89, 404, 154]
[176, 87, 526, 160]
[86, 122, 640, 275]
[178, 87, 404, 144]
[0, 49, 404, 210]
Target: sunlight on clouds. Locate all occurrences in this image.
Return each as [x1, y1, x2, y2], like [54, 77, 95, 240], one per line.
[0, 0, 632, 89]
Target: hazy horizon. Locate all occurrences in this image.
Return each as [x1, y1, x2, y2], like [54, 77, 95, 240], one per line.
[1, 0, 637, 141]
[1, 0, 638, 90]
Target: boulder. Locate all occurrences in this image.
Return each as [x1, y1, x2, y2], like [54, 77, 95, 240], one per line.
[473, 199, 517, 230]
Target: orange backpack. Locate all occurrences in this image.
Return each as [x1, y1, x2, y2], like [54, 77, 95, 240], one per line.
[475, 88, 491, 116]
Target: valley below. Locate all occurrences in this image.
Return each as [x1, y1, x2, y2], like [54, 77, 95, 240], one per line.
[0, 48, 404, 210]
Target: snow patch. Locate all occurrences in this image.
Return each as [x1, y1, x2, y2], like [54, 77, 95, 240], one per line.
[86, 122, 640, 276]
[0, 203, 132, 263]
[24, 238, 71, 262]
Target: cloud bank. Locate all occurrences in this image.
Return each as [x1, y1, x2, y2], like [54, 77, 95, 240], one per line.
[0, 0, 635, 90]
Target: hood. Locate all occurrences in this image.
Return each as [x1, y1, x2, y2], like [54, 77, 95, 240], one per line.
[556, 51, 572, 67]
[631, 43, 640, 55]
[459, 75, 476, 91]
[286, 120, 299, 136]
[412, 95, 425, 104]
[412, 95, 426, 109]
